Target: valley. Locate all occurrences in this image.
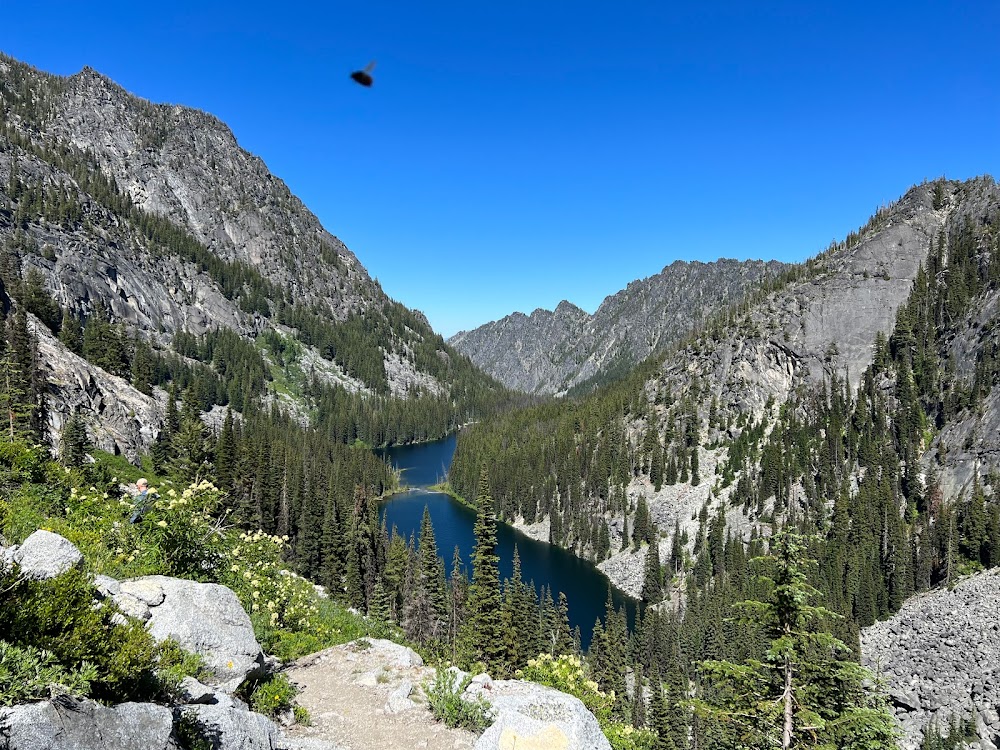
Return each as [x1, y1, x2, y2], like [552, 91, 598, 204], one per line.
[1, 50, 999, 750]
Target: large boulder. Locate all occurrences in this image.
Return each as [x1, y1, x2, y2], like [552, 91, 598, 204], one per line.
[0, 695, 177, 750]
[128, 575, 266, 688]
[178, 704, 279, 750]
[11, 530, 84, 580]
[467, 680, 611, 750]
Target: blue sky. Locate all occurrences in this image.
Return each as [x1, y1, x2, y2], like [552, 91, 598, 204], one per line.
[4, 1, 999, 337]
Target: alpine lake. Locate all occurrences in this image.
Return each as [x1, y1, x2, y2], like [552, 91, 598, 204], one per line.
[378, 433, 637, 650]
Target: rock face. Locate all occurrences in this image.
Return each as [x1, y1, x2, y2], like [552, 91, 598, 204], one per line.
[0, 696, 178, 750]
[135, 575, 266, 688]
[925, 285, 1000, 501]
[467, 679, 612, 750]
[0, 53, 502, 457]
[34, 318, 164, 462]
[10, 529, 84, 580]
[861, 568, 1000, 749]
[450, 259, 788, 395]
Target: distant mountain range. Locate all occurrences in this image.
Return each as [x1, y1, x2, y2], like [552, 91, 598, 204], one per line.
[449, 258, 788, 395]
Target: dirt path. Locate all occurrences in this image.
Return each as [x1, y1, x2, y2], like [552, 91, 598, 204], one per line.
[284, 640, 477, 750]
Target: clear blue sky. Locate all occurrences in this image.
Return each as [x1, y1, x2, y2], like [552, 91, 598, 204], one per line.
[4, 1, 999, 337]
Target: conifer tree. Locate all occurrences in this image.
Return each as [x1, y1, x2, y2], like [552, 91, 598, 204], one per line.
[692, 530, 897, 750]
[404, 506, 447, 645]
[643, 537, 663, 602]
[60, 409, 89, 467]
[448, 545, 469, 663]
[459, 468, 506, 671]
[631, 662, 647, 729]
[58, 309, 84, 354]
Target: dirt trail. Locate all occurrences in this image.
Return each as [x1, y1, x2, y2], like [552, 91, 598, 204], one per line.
[284, 640, 477, 750]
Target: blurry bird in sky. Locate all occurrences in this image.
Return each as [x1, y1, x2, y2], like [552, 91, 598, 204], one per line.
[351, 61, 376, 87]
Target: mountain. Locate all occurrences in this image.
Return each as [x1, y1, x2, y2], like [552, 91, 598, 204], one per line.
[449, 258, 788, 395]
[0, 54, 506, 455]
[448, 176, 1000, 744]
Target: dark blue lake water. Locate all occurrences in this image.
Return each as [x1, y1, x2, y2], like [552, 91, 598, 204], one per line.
[378, 434, 637, 650]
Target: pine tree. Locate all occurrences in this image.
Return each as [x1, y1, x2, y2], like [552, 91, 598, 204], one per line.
[60, 410, 90, 467]
[404, 506, 447, 645]
[459, 468, 506, 671]
[631, 662, 647, 729]
[643, 537, 663, 602]
[58, 309, 83, 354]
[692, 530, 898, 750]
[448, 545, 469, 663]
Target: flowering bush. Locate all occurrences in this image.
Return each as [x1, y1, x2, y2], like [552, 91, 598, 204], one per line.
[517, 654, 656, 750]
[218, 530, 319, 632]
[1, 447, 381, 668]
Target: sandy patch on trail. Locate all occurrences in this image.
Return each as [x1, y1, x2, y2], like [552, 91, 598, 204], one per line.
[284, 640, 476, 750]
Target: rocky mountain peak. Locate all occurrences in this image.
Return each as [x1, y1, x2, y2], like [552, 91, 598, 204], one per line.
[450, 257, 789, 395]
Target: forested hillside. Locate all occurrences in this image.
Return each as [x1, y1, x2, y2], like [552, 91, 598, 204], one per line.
[448, 176, 1000, 745]
[0, 53, 511, 456]
[0, 53, 518, 636]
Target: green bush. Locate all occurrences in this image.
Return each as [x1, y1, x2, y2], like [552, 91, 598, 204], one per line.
[154, 639, 210, 702]
[0, 641, 98, 706]
[424, 666, 493, 733]
[0, 566, 160, 703]
[244, 674, 297, 718]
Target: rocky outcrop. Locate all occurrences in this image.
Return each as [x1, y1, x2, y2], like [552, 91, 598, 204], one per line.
[0, 694, 337, 750]
[9, 529, 84, 580]
[0, 530, 330, 750]
[7, 531, 265, 689]
[33, 318, 164, 460]
[450, 259, 788, 395]
[127, 575, 266, 689]
[861, 568, 1000, 749]
[925, 287, 1000, 500]
[467, 679, 611, 750]
[0, 696, 177, 750]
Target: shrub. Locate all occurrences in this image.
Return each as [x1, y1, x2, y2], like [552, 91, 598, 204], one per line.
[0, 566, 160, 703]
[424, 666, 493, 733]
[155, 639, 210, 701]
[0, 641, 98, 705]
[243, 674, 298, 719]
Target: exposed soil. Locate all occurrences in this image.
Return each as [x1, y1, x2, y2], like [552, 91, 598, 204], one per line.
[284, 640, 477, 750]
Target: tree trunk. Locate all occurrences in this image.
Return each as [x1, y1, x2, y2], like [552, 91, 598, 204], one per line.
[783, 652, 793, 750]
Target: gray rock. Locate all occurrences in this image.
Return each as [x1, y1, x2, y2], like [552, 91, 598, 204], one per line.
[0, 543, 16, 573]
[113, 591, 152, 621]
[12, 530, 83, 580]
[862, 568, 1000, 749]
[120, 578, 167, 605]
[450, 259, 789, 396]
[180, 704, 280, 750]
[93, 574, 121, 598]
[0, 695, 177, 750]
[137, 575, 266, 686]
[384, 679, 416, 714]
[468, 679, 610, 750]
[178, 676, 220, 705]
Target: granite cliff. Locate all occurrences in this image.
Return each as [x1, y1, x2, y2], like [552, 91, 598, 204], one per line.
[0, 54, 504, 454]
